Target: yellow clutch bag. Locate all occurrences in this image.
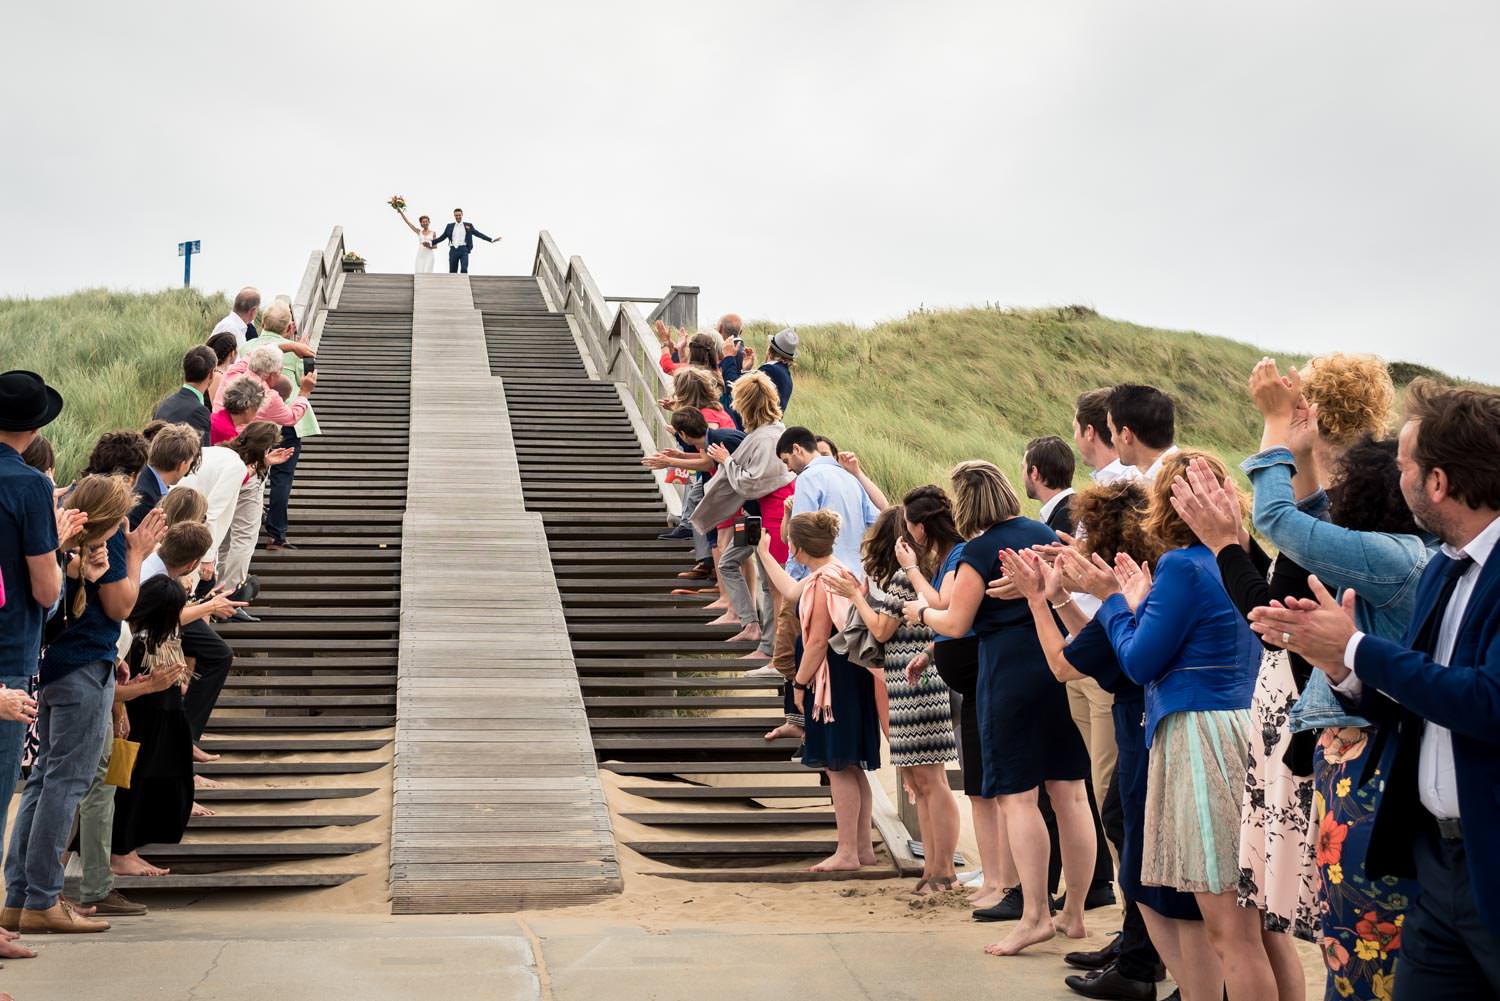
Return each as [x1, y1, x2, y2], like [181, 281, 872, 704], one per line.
[104, 737, 141, 789]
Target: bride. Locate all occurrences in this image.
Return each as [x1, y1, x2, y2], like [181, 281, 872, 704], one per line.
[395, 204, 436, 273]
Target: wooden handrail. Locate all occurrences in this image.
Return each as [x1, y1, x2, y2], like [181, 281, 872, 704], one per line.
[532, 233, 690, 502]
[293, 225, 344, 348]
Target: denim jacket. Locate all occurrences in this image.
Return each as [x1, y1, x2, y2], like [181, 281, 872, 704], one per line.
[1242, 446, 1436, 730]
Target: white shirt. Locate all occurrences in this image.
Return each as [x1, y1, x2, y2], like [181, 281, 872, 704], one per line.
[141, 553, 168, 583]
[175, 447, 249, 561]
[1039, 488, 1076, 528]
[1143, 445, 1181, 480]
[1091, 458, 1140, 484]
[1337, 513, 1500, 819]
[211, 312, 250, 355]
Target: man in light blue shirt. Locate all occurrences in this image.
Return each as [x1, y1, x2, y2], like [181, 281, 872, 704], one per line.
[776, 427, 882, 582]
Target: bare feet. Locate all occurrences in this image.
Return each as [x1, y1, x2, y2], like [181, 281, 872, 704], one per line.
[703, 597, 730, 612]
[858, 848, 878, 866]
[984, 918, 1056, 956]
[739, 649, 770, 661]
[969, 887, 1004, 910]
[1053, 911, 1087, 939]
[728, 624, 762, 644]
[110, 852, 170, 877]
[191, 802, 215, 818]
[706, 612, 741, 627]
[192, 744, 220, 763]
[763, 722, 804, 742]
[193, 774, 223, 789]
[809, 851, 864, 873]
[0, 938, 36, 959]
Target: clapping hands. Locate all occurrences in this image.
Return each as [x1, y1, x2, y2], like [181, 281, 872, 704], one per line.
[55, 505, 87, 550]
[1249, 358, 1303, 421]
[1169, 456, 1245, 553]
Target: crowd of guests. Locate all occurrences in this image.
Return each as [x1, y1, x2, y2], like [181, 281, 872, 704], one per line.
[645, 325, 1500, 1001]
[0, 286, 321, 995]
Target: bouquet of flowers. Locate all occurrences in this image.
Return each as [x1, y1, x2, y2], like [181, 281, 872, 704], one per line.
[388, 195, 407, 211]
[344, 250, 366, 263]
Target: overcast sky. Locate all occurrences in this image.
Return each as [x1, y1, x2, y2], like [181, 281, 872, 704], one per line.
[5, 1, 1497, 379]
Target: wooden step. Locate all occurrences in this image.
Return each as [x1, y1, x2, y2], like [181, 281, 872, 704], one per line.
[194, 787, 379, 802]
[620, 785, 831, 800]
[190, 813, 379, 829]
[621, 812, 836, 826]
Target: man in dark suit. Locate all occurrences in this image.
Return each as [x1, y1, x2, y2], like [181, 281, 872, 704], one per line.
[130, 424, 202, 528]
[152, 346, 217, 446]
[1253, 379, 1500, 999]
[427, 207, 500, 274]
[1024, 435, 1077, 534]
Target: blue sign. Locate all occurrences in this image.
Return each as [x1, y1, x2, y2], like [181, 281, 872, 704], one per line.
[178, 240, 201, 286]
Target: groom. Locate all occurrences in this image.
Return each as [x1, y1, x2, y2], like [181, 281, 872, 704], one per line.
[428, 208, 499, 274]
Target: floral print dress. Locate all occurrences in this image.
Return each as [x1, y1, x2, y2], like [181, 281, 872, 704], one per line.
[1313, 726, 1415, 1001]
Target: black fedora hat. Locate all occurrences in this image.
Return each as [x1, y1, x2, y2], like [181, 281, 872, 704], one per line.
[0, 371, 65, 432]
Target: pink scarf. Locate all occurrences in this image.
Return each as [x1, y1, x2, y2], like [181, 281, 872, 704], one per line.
[797, 558, 857, 722]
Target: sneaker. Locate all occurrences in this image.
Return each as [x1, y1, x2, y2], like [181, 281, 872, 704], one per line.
[83, 890, 147, 917]
[657, 525, 694, 542]
[743, 665, 783, 679]
[958, 870, 985, 887]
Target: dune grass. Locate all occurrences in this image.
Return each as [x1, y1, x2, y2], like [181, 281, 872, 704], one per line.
[743, 306, 1459, 514]
[0, 288, 228, 480]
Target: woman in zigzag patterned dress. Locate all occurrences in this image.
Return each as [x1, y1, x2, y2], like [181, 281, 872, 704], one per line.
[826, 505, 960, 894]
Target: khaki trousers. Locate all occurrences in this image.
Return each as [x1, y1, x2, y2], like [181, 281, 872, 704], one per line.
[1067, 676, 1117, 806]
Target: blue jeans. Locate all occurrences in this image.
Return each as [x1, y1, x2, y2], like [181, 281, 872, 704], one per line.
[0, 674, 31, 854]
[680, 479, 711, 563]
[4, 661, 114, 910]
[263, 424, 301, 543]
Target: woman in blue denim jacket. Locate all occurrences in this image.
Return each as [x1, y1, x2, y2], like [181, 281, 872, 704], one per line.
[1245, 357, 1432, 1001]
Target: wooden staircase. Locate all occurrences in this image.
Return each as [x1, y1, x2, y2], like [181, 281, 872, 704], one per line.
[93, 274, 411, 894]
[475, 277, 895, 881]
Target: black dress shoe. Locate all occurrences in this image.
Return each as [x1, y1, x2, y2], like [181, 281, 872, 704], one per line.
[227, 608, 260, 623]
[1063, 963, 1156, 1001]
[657, 525, 694, 541]
[1055, 881, 1119, 912]
[1065, 930, 1122, 970]
[972, 886, 1024, 921]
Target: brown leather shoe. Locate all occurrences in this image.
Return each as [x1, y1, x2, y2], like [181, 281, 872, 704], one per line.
[676, 564, 714, 580]
[19, 901, 110, 934]
[83, 890, 147, 916]
[0, 906, 20, 932]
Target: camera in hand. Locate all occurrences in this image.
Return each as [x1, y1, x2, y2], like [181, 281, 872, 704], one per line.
[733, 515, 762, 548]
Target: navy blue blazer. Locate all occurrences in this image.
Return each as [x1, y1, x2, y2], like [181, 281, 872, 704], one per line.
[1350, 543, 1500, 929]
[129, 468, 165, 530]
[153, 386, 212, 447]
[428, 222, 494, 251]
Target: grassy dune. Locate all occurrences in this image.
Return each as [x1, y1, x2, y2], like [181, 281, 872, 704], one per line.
[0, 288, 228, 479]
[2, 288, 1460, 502]
[744, 306, 1455, 512]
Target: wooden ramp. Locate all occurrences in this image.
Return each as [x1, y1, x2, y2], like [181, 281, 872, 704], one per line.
[389, 273, 620, 913]
[476, 277, 905, 881]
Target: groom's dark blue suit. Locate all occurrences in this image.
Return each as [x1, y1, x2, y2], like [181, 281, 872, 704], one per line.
[1344, 529, 1500, 995]
[428, 221, 496, 274]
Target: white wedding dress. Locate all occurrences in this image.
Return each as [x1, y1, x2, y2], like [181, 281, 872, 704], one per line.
[415, 230, 435, 273]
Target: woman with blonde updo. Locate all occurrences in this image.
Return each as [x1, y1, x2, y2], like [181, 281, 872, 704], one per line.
[756, 509, 881, 873]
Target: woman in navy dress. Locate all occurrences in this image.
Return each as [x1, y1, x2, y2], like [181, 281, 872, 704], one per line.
[915, 461, 1096, 957]
[1003, 481, 1226, 1001]
[757, 510, 881, 874]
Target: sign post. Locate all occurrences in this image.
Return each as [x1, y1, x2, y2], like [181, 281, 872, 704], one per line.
[178, 240, 201, 287]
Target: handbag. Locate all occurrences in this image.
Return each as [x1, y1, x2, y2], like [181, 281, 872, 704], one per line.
[104, 737, 141, 789]
[829, 581, 887, 670]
